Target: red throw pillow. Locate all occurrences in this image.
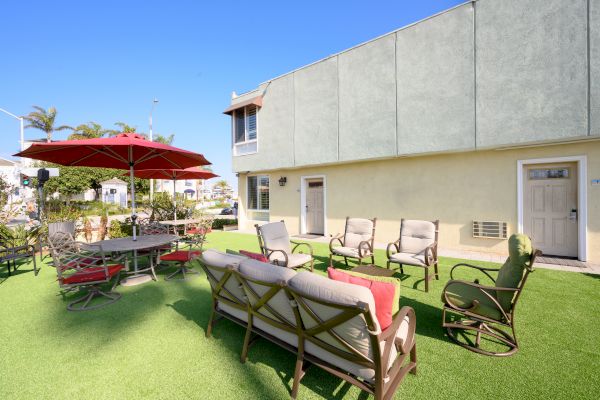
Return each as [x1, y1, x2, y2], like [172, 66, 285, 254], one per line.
[327, 267, 395, 330]
[239, 250, 269, 263]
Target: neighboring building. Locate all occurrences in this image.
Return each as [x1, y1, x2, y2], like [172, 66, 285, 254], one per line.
[225, 0, 600, 264]
[156, 178, 213, 201]
[100, 178, 128, 207]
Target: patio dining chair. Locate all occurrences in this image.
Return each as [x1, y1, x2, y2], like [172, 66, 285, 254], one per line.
[441, 234, 541, 356]
[160, 235, 204, 281]
[255, 221, 314, 271]
[329, 217, 376, 267]
[0, 240, 37, 276]
[51, 239, 124, 311]
[386, 219, 439, 292]
[139, 222, 172, 277]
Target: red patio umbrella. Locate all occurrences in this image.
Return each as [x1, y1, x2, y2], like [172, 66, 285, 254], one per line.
[126, 167, 218, 220]
[14, 133, 211, 240]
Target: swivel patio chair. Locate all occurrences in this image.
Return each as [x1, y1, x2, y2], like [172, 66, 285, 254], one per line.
[51, 240, 124, 311]
[386, 219, 439, 292]
[255, 221, 314, 271]
[441, 233, 541, 356]
[160, 234, 205, 280]
[329, 217, 376, 267]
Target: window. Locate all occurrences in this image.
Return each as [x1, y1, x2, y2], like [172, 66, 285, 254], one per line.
[233, 105, 258, 156]
[529, 168, 569, 180]
[247, 175, 269, 210]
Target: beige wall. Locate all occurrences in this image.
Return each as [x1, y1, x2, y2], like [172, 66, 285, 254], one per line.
[238, 141, 600, 264]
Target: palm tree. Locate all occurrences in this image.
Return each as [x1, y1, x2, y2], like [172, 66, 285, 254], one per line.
[67, 121, 110, 140]
[110, 122, 137, 135]
[23, 106, 72, 142]
[153, 133, 174, 145]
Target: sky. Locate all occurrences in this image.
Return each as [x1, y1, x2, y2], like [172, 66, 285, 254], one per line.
[0, 0, 464, 191]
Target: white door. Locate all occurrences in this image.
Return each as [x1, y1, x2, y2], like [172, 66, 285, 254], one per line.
[306, 180, 324, 235]
[523, 163, 578, 257]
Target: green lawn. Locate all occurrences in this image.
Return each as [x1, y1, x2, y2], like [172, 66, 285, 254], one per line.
[1, 231, 599, 399]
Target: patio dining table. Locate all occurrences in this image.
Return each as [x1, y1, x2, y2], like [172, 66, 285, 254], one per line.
[160, 219, 203, 234]
[91, 234, 179, 286]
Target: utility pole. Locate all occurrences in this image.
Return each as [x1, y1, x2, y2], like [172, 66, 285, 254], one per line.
[149, 98, 159, 202]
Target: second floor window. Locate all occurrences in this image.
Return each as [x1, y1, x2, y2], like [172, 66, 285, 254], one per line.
[233, 105, 257, 155]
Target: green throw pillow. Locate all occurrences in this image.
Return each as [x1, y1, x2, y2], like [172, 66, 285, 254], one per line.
[495, 234, 533, 311]
[344, 270, 402, 316]
[225, 249, 242, 256]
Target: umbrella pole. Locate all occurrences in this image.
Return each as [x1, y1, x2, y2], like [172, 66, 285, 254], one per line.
[129, 154, 137, 241]
[173, 178, 177, 221]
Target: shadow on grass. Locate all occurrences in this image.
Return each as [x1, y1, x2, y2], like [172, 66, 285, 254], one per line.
[0, 258, 39, 285]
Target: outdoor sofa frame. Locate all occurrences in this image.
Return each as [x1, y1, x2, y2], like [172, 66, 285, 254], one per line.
[200, 257, 417, 400]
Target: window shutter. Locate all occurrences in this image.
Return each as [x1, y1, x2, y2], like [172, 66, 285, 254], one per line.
[234, 109, 245, 143]
[247, 106, 257, 140]
[247, 176, 258, 209]
[258, 176, 269, 210]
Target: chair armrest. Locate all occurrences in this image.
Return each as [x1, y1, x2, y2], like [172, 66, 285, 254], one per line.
[450, 262, 500, 282]
[386, 239, 400, 260]
[291, 241, 313, 256]
[380, 306, 416, 358]
[328, 235, 344, 253]
[424, 241, 438, 266]
[442, 279, 516, 321]
[358, 240, 372, 258]
[265, 248, 289, 267]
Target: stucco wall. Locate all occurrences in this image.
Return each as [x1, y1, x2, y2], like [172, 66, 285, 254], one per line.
[238, 141, 600, 264]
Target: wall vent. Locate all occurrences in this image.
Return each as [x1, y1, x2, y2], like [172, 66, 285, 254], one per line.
[473, 221, 508, 239]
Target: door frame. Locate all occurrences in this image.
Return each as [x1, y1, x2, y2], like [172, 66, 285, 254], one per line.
[517, 155, 587, 261]
[300, 175, 327, 236]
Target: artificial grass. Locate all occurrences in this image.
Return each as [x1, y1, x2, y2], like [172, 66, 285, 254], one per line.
[0, 231, 599, 399]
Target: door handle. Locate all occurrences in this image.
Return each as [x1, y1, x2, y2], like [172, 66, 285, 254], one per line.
[569, 209, 577, 221]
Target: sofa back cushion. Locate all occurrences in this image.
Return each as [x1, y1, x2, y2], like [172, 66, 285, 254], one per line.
[259, 221, 291, 256]
[200, 249, 248, 305]
[344, 218, 374, 249]
[289, 271, 378, 361]
[239, 259, 297, 326]
[399, 219, 436, 255]
[495, 234, 533, 310]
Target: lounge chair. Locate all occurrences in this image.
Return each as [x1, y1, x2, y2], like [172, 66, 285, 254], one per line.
[255, 221, 314, 271]
[386, 219, 439, 292]
[441, 234, 541, 356]
[329, 217, 376, 267]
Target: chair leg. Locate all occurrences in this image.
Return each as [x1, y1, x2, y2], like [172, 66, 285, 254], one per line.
[32, 254, 38, 276]
[343, 257, 348, 267]
[410, 342, 417, 375]
[309, 259, 314, 272]
[240, 322, 253, 363]
[66, 285, 121, 311]
[424, 268, 429, 292]
[371, 255, 375, 265]
[291, 357, 304, 399]
[386, 261, 390, 269]
[206, 303, 216, 338]
[400, 264, 404, 275]
[434, 262, 439, 280]
[328, 254, 333, 267]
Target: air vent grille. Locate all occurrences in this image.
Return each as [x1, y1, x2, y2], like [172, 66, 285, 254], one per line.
[473, 221, 507, 239]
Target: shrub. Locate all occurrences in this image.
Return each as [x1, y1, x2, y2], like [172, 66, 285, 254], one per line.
[108, 219, 133, 238]
[212, 218, 237, 230]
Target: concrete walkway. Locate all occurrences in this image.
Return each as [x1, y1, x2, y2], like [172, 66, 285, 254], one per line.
[227, 228, 600, 275]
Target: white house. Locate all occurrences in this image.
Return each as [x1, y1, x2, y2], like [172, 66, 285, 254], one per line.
[100, 178, 128, 207]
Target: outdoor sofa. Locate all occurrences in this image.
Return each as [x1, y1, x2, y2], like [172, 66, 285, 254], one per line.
[199, 249, 417, 400]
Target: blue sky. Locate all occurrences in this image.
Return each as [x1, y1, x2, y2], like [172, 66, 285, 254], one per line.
[0, 0, 463, 190]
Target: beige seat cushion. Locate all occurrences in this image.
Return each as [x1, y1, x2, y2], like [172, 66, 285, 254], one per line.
[332, 246, 370, 258]
[399, 220, 435, 256]
[344, 218, 374, 249]
[239, 259, 297, 326]
[389, 252, 426, 266]
[289, 271, 386, 381]
[259, 221, 292, 255]
[272, 252, 313, 268]
[200, 250, 248, 304]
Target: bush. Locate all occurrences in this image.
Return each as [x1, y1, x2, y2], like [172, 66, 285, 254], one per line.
[212, 218, 237, 230]
[108, 219, 133, 238]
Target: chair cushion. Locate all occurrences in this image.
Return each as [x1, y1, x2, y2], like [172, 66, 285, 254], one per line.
[331, 246, 367, 258]
[327, 268, 396, 330]
[344, 218, 373, 249]
[389, 252, 426, 266]
[272, 252, 312, 268]
[442, 281, 503, 321]
[200, 250, 248, 305]
[239, 250, 269, 263]
[239, 259, 297, 326]
[161, 250, 201, 262]
[343, 270, 401, 316]
[495, 234, 533, 310]
[399, 220, 435, 255]
[259, 221, 291, 255]
[62, 264, 123, 285]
